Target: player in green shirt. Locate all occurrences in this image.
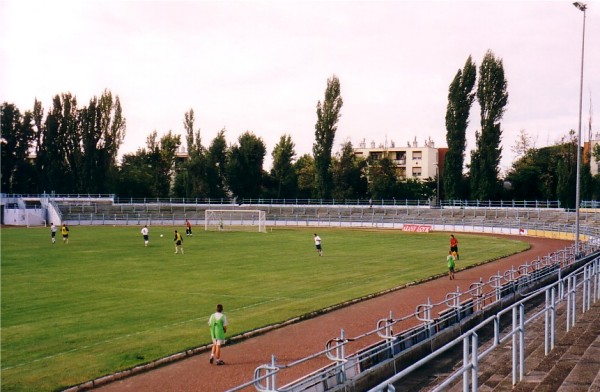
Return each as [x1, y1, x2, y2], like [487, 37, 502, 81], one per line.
[208, 304, 228, 365]
[447, 250, 456, 280]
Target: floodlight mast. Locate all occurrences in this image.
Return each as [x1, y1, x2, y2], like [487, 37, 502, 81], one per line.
[573, 1, 587, 256]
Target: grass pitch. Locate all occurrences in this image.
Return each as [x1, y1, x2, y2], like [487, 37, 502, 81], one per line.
[0, 226, 528, 391]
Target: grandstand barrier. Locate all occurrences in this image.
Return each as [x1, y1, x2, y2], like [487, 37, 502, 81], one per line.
[225, 239, 600, 392]
[367, 253, 600, 392]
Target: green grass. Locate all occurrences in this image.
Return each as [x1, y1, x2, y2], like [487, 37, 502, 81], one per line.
[0, 226, 529, 391]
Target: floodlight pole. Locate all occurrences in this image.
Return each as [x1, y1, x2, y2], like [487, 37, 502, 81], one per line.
[573, 1, 587, 257]
[435, 163, 440, 207]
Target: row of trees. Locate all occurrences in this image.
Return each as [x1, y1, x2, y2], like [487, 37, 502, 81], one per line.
[2, 91, 125, 195]
[2, 51, 599, 205]
[443, 50, 509, 201]
[0, 76, 435, 201]
[115, 105, 435, 201]
[441, 50, 600, 205]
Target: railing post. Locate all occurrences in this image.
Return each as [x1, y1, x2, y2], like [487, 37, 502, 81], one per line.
[512, 306, 518, 386]
[571, 275, 577, 328]
[376, 311, 395, 348]
[519, 303, 525, 381]
[325, 329, 349, 384]
[471, 332, 479, 392]
[253, 354, 278, 392]
[463, 335, 469, 391]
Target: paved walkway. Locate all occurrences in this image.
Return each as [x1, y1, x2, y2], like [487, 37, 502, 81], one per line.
[93, 236, 573, 392]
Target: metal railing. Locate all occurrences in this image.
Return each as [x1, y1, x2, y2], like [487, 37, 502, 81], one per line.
[225, 230, 600, 392]
[109, 197, 565, 209]
[368, 254, 600, 392]
[5, 194, 599, 210]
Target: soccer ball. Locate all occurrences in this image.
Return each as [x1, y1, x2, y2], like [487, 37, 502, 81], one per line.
[160, 234, 163, 238]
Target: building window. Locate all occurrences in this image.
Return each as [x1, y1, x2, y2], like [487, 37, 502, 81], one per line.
[394, 152, 406, 164]
[397, 167, 406, 180]
[369, 152, 383, 160]
[412, 151, 422, 160]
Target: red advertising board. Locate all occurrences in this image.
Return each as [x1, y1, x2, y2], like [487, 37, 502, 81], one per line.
[402, 224, 432, 233]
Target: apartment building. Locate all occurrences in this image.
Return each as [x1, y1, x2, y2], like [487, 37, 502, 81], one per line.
[353, 137, 443, 181]
[585, 133, 600, 176]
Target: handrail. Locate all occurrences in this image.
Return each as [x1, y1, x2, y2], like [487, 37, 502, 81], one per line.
[227, 226, 599, 392]
[1, 194, 583, 209]
[369, 255, 600, 392]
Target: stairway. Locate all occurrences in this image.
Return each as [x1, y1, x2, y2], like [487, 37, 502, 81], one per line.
[442, 301, 600, 391]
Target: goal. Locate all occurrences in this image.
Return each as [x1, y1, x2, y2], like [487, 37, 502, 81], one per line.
[205, 210, 267, 233]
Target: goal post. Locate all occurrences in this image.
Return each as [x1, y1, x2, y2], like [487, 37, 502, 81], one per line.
[205, 209, 267, 233]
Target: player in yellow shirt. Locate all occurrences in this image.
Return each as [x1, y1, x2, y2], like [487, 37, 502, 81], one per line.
[61, 224, 70, 244]
[174, 230, 184, 254]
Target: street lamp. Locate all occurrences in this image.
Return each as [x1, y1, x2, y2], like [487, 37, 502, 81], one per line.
[435, 162, 440, 207]
[573, 1, 587, 256]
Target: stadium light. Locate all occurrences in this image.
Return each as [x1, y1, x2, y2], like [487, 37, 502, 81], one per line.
[573, 1, 587, 256]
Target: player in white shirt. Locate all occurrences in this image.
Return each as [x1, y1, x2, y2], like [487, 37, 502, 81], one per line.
[314, 233, 322, 256]
[50, 223, 57, 244]
[141, 225, 149, 247]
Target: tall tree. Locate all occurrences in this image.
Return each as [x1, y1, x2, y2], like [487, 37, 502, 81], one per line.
[555, 131, 578, 208]
[116, 149, 154, 198]
[592, 143, 600, 200]
[174, 108, 208, 197]
[184, 108, 202, 158]
[294, 154, 316, 199]
[270, 134, 297, 198]
[470, 50, 508, 200]
[32, 99, 47, 193]
[504, 131, 589, 204]
[313, 75, 343, 199]
[332, 141, 368, 199]
[226, 131, 266, 198]
[145, 130, 181, 197]
[511, 129, 534, 160]
[368, 157, 398, 199]
[206, 129, 228, 198]
[397, 177, 435, 200]
[443, 56, 476, 200]
[504, 149, 547, 200]
[79, 90, 126, 193]
[61, 93, 83, 191]
[36, 93, 80, 193]
[1, 103, 36, 193]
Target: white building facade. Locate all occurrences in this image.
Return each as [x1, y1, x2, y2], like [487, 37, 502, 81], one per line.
[353, 137, 439, 181]
[590, 133, 600, 176]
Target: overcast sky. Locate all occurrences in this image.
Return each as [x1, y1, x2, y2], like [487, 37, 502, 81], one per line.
[2, 0, 599, 173]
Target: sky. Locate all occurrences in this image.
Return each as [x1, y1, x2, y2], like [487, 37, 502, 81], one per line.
[1, 0, 599, 174]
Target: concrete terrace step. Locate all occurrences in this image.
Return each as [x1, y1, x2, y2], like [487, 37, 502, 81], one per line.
[412, 299, 600, 392]
[511, 301, 600, 392]
[444, 301, 600, 392]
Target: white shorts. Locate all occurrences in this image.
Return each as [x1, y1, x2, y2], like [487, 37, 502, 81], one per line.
[212, 338, 225, 346]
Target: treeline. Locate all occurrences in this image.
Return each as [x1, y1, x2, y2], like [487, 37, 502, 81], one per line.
[0, 77, 436, 202]
[1, 90, 125, 195]
[2, 52, 599, 206]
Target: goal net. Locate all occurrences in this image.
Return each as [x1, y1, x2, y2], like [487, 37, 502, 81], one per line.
[205, 210, 267, 233]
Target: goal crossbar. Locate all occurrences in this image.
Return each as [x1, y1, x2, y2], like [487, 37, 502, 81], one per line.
[205, 209, 267, 233]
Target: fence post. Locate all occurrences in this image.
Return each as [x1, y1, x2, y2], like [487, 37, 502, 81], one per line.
[471, 332, 479, 391]
[512, 306, 518, 386]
